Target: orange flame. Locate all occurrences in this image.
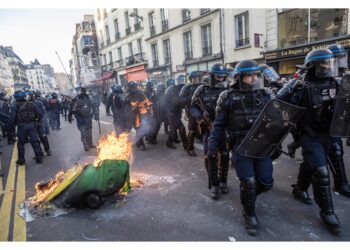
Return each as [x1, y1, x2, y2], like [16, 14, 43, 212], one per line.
[130, 98, 153, 128]
[93, 131, 133, 167]
[29, 170, 65, 206]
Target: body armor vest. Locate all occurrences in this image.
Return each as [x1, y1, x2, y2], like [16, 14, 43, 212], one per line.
[16, 101, 37, 124]
[201, 86, 226, 121]
[75, 96, 92, 117]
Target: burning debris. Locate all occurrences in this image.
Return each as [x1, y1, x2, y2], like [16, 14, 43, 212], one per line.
[29, 132, 133, 209]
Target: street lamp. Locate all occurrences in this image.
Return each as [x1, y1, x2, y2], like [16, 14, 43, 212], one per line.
[129, 12, 143, 22]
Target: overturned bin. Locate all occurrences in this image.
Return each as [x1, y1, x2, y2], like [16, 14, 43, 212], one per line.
[30, 159, 130, 209]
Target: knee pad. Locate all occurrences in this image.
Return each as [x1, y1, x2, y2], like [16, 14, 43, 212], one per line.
[313, 166, 330, 186]
[256, 178, 274, 193]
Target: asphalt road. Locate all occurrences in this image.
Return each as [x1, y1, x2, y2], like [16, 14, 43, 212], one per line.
[1, 107, 350, 241]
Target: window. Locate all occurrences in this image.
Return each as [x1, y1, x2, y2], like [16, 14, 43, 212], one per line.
[160, 9, 169, 32]
[201, 23, 212, 56]
[103, 8, 107, 18]
[235, 12, 250, 48]
[125, 11, 131, 35]
[310, 9, 348, 42]
[278, 9, 308, 48]
[151, 43, 159, 67]
[128, 42, 133, 57]
[118, 47, 123, 61]
[200, 9, 210, 15]
[182, 9, 191, 22]
[149, 12, 156, 37]
[105, 25, 110, 45]
[183, 31, 193, 60]
[163, 39, 171, 64]
[109, 52, 113, 65]
[137, 39, 142, 54]
[114, 19, 120, 40]
[99, 30, 104, 47]
[132, 8, 142, 32]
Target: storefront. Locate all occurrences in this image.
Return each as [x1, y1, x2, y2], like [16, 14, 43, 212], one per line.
[265, 36, 350, 77]
[146, 64, 172, 83]
[125, 65, 148, 83]
[90, 70, 116, 93]
[185, 54, 223, 74]
[266, 8, 349, 77]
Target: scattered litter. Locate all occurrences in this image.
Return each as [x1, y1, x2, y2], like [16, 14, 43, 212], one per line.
[228, 236, 236, 242]
[81, 233, 99, 241]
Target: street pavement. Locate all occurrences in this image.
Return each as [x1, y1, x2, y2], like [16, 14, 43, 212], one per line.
[0, 106, 350, 241]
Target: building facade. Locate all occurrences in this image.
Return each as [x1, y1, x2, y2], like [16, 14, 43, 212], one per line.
[223, 9, 267, 67]
[55, 72, 72, 95]
[144, 8, 223, 81]
[0, 48, 14, 94]
[70, 15, 100, 90]
[264, 9, 350, 77]
[94, 8, 148, 90]
[0, 46, 28, 91]
[25, 59, 52, 94]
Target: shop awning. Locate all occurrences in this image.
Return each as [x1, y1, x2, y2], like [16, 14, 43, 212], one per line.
[91, 71, 115, 83]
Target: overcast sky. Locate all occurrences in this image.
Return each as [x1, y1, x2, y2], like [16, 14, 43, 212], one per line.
[0, 9, 94, 74]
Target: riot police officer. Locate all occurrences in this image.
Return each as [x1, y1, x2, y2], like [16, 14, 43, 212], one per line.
[107, 84, 125, 135]
[123, 81, 152, 151]
[164, 75, 188, 150]
[48, 92, 62, 130]
[62, 95, 71, 121]
[68, 87, 99, 151]
[7, 90, 44, 165]
[191, 63, 229, 199]
[277, 48, 342, 235]
[208, 60, 273, 236]
[0, 90, 10, 138]
[261, 64, 282, 92]
[143, 81, 157, 144]
[150, 82, 168, 143]
[179, 71, 204, 156]
[28, 90, 52, 156]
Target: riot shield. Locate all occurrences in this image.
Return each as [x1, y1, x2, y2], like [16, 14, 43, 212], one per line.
[237, 99, 305, 158]
[330, 74, 350, 137]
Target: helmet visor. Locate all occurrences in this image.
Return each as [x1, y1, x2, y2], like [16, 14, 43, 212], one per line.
[262, 67, 280, 82]
[315, 57, 338, 78]
[241, 72, 264, 90]
[337, 53, 348, 69]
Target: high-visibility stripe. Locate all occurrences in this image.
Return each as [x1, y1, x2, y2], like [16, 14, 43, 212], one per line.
[0, 143, 17, 241]
[13, 164, 26, 241]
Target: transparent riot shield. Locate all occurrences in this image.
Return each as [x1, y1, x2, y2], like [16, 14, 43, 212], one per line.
[237, 99, 305, 158]
[330, 74, 350, 137]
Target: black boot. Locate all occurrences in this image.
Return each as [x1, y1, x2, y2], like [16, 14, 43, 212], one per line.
[312, 166, 341, 235]
[16, 159, 25, 165]
[41, 135, 52, 156]
[186, 131, 197, 157]
[208, 154, 219, 200]
[31, 140, 44, 164]
[328, 144, 350, 197]
[292, 162, 313, 205]
[87, 131, 96, 148]
[219, 152, 229, 194]
[240, 177, 258, 236]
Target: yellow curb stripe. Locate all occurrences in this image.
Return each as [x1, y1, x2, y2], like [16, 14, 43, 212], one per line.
[0, 142, 17, 241]
[13, 163, 26, 241]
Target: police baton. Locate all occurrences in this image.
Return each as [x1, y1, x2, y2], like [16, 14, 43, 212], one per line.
[98, 119, 101, 135]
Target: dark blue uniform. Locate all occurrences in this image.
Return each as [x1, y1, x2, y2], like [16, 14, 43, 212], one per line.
[107, 91, 125, 135]
[48, 96, 62, 130]
[8, 99, 44, 164]
[68, 93, 99, 151]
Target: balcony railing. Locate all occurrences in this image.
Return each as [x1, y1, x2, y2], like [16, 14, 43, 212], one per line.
[184, 51, 193, 60]
[202, 46, 212, 56]
[134, 53, 146, 63]
[235, 37, 250, 48]
[115, 32, 121, 41]
[125, 56, 135, 65]
[134, 22, 141, 31]
[114, 59, 124, 68]
[125, 27, 131, 35]
[161, 20, 169, 32]
[200, 9, 210, 15]
[150, 26, 156, 37]
[153, 59, 159, 67]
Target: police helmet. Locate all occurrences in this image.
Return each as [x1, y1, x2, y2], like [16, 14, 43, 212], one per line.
[176, 75, 186, 85]
[14, 90, 26, 100]
[166, 79, 175, 88]
[189, 71, 204, 84]
[304, 48, 338, 78]
[156, 82, 167, 93]
[111, 84, 123, 94]
[52, 92, 58, 98]
[146, 80, 155, 90]
[0, 90, 6, 99]
[327, 44, 348, 70]
[234, 59, 263, 90]
[210, 63, 228, 77]
[127, 81, 138, 92]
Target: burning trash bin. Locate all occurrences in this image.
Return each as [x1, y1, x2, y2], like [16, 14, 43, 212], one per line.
[29, 132, 133, 209]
